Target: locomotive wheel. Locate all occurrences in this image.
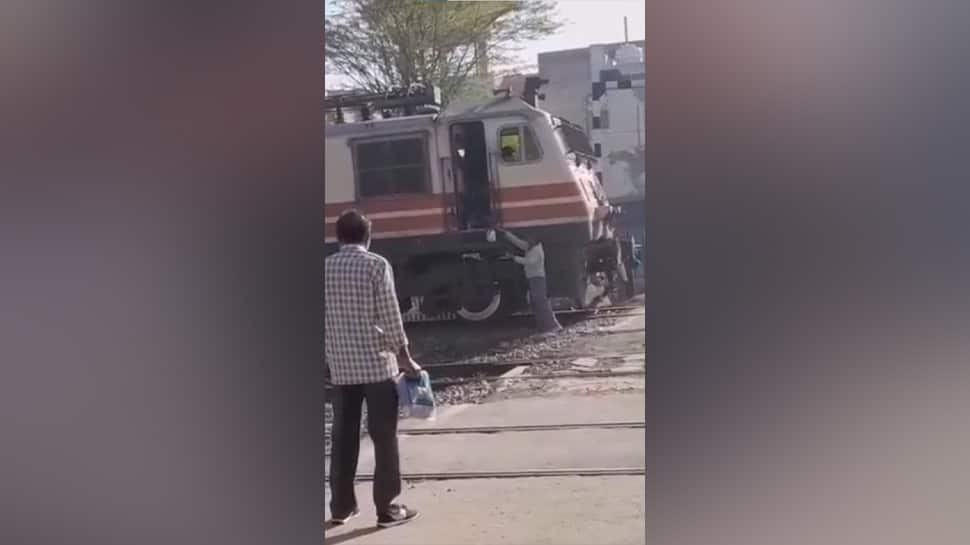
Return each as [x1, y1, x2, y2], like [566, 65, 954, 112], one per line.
[456, 288, 503, 322]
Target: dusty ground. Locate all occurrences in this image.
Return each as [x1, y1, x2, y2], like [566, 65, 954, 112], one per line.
[326, 324, 646, 545]
[324, 307, 646, 544]
[325, 393, 646, 545]
[323, 476, 645, 545]
[405, 314, 628, 365]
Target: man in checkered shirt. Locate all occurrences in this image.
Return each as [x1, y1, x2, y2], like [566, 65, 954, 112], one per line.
[325, 210, 421, 529]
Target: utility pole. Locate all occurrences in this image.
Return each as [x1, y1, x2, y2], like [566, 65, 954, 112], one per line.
[624, 16, 629, 43]
[636, 103, 642, 147]
[475, 38, 489, 79]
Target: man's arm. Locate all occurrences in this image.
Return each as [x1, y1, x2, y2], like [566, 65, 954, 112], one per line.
[373, 259, 421, 375]
[516, 246, 542, 267]
[501, 230, 529, 252]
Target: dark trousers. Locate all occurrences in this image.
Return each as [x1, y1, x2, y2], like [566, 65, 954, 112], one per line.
[328, 379, 401, 517]
[528, 276, 562, 332]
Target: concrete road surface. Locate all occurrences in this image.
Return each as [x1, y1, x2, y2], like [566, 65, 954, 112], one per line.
[327, 426, 644, 476]
[324, 475, 645, 545]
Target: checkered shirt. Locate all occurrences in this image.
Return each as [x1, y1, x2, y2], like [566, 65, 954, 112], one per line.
[325, 245, 408, 385]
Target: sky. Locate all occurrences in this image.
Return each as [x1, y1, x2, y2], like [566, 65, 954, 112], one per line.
[512, 0, 645, 66]
[325, 0, 645, 90]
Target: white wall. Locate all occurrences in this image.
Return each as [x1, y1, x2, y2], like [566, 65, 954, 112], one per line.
[538, 48, 592, 131]
[538, 42, 645, 203]
[591, 84, 645, 202]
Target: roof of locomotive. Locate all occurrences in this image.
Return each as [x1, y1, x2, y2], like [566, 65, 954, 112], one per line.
[324, 97, 546, 140]
[441, 95, 546, 121]
[324, 113, 437, 139]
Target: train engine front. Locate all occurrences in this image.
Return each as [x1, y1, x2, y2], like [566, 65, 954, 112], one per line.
[324, 81, 636, 322]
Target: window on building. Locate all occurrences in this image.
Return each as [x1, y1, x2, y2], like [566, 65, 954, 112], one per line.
[592, 116, 601, 129]
[499, 125, 541, 164]
[592, 82, 606, 100]
[600, 106, 610, 129]
[594, 143, 602, 157]
[354, 135, 428, 197]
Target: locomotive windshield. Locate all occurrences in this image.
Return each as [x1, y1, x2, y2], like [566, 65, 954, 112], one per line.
[551, 116, 596, 158]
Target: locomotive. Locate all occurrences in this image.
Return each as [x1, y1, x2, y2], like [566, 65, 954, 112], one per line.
[324, 79, 637, 322]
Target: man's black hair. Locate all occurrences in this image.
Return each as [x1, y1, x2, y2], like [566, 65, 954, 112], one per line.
[336, 209, 371, 245]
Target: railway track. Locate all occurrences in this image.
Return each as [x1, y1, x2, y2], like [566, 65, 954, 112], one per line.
[324, 368, 645, 398]
[419, 350, 640, 368]
[587, 327, 645, 336]
[430, 368, 645, 387]
[325, 304, 643, 386]
[326, 467, 646, 482]
[397, 421, 644, 436]
[324, 364, 645, 459]
[325, 421, 647, 479]
[554, 304, 643, 317]
[325, 351, 645, 390]
[403, 304, 643, 325]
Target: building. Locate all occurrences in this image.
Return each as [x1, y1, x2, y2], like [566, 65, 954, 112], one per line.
[537, 40, 645, 209]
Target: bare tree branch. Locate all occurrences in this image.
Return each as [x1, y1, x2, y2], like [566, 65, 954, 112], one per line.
[325, 0, 562, 105]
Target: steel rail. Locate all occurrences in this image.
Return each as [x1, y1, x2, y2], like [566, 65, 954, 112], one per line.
[324, 467, 646, 482]
[325, 367, 645, 392]
[579, 310, 643, 320]
[432, 368, 645, 385]
[326, 353, 644, 385]
[419, 351, 645, 369]
[326, 375, 645, 401]
[325, 421, 645, 456]
[583, 327, 645, 336]
[554, 306, 643, 316]
[403, 304, 643, 324]
[397, 421, 644, 436]
[490, 310, 643, 322]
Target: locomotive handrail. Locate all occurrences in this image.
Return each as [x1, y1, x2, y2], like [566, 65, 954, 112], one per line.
[488, 151, 503, 226]
[440, 155, 461, 231]
[323, 84, 441, 121]
[552, 116, 597, 159]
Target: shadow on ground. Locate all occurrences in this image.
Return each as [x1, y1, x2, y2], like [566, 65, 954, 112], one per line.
[324, 525, 382, 544]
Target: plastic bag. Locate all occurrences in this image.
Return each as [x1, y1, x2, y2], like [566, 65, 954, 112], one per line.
[396, 370, 437, 420]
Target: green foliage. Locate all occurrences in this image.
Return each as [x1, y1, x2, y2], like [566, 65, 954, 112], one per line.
[325, 0, 562, 105]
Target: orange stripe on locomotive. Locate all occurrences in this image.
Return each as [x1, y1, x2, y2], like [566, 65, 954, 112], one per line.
[324, 182, 593, 241]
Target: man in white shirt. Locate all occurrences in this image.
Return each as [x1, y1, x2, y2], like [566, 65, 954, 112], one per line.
[499, 230, 562, 332]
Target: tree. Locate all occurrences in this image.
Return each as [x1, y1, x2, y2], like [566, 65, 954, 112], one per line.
[325, 0, 562, 105]
[607, 146, 646, 197]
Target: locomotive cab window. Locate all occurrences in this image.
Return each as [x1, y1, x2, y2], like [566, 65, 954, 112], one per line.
[499, 125, 541, 164]
[353, 135, 429, 198]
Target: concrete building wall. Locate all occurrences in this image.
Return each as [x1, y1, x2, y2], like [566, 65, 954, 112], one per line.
[537, 41, 645, 206]
[537, 48, 592, 131]
[591, 83, 645, 203]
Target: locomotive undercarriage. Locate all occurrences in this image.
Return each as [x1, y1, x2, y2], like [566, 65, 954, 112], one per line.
[373, 226, 640, 323]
